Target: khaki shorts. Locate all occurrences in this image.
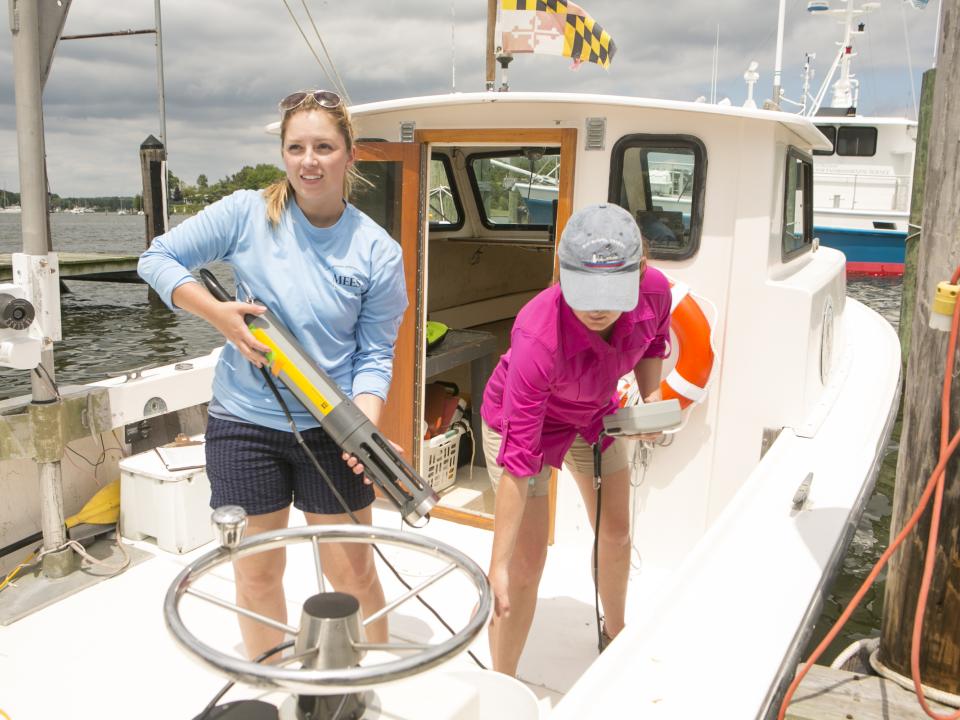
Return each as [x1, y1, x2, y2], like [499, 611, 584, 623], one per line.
[482, 420, 629, 497]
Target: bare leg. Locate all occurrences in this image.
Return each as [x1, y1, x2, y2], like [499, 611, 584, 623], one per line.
[233, 506, 291, 659]
[489, 494, 550, 676]
[570, 466, 632, 637]
[305, 506, 388, 643]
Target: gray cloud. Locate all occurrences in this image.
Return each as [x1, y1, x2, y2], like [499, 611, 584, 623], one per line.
[0, 0, 939, 196]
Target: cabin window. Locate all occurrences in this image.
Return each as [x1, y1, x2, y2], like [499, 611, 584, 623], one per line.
[782, 148, 814, 260]
[836, 126, 877, 157]
[814, 125, 836, 156]
[428, 154, 464, 231]
[466, 148, 560, 230]
[608, 134, 706, 261]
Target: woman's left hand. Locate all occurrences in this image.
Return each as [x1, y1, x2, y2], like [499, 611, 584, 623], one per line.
[342, 440, 406, 485]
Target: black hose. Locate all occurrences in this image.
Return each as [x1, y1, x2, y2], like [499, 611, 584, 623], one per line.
[0, 532, 42, 560]
[197, 639, 294, 720]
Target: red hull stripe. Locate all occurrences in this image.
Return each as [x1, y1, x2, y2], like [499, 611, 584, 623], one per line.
[846, 261, 905, 277]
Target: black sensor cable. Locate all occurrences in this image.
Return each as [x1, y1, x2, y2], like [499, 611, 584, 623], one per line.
[592, 439, 605, 652]
[197, 270, 486, 671]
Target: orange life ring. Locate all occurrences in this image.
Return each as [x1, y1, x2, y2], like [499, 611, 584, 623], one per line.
[660, 282, 714, 409]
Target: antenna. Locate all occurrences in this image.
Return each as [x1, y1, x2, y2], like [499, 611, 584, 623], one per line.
[451, 0, 456, 92]
[772, 0, 787, 108]
[743, 61, 760, 109]
[806, 0, 880, 115]
[710, 25, 720, 104]
[801, 52, 817, 114]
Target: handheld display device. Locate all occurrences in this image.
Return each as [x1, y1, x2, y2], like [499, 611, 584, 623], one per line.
[602, 399, 684, 436]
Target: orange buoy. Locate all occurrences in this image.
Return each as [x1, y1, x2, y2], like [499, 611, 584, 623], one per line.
[660, 282, 714, 409]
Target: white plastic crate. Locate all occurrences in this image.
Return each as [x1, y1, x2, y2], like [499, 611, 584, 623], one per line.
[119, 445, 213, 554]
[423, 425, 464, 492]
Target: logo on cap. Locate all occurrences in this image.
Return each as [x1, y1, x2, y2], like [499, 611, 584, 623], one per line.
[583, 246, 626, 269]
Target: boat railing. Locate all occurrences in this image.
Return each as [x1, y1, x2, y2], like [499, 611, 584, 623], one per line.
[813, 171, 913, 213]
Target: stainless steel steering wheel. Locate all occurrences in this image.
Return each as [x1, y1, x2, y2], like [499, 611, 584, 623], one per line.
[164, 510, 491, 696]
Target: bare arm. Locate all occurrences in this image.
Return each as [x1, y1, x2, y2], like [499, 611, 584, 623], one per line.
[352, 393, 384, 426]
[634, 356, 663, 402]
[489, 468, 531, 617]
[341, 393, 401, 485]
[171, 281, 270, 367]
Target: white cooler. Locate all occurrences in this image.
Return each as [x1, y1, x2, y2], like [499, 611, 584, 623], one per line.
[119, 446, 213, 554]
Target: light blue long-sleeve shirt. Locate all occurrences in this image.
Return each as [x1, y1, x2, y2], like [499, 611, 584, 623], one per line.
[138, 189, 408, 432]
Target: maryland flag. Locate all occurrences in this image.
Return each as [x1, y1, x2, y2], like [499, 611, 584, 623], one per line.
[499, 0, 617, 69]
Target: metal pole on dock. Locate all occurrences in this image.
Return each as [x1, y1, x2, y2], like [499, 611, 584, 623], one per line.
[153, 0, 168, 152]
[879, 0, 960, 698]
[10, 0, 76, 577]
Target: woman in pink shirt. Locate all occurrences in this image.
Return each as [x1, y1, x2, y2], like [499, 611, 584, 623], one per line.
[481, 203, 672, 676]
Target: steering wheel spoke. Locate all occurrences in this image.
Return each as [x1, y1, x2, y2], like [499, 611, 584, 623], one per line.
[352, 641, 436, 652]
[362, 562, 458, 627]
[184, 586, 299, 636]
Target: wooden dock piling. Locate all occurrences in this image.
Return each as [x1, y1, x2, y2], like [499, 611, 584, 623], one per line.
[139, 134, 168, 308]
[897, 67, 936, 370]
[879, 0, 960, 699]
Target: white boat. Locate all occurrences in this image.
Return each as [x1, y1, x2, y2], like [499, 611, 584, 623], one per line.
[801, 0, 922, 275]
[0, 204, 21, 214]
[0, 88, 902, 719]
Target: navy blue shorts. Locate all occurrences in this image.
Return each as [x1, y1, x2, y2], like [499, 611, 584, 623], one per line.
[204, 415, 375, 516]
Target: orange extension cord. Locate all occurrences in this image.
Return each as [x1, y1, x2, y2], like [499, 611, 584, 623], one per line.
[778, 265, 960, 720]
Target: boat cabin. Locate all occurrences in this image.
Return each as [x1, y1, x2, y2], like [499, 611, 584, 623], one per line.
[346, 92, 841, 565]
[811, 113, 917, 232]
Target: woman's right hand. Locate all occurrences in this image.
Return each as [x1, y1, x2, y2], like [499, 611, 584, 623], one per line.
[489, 562, 511, 619]
[208, 301, 271, 367]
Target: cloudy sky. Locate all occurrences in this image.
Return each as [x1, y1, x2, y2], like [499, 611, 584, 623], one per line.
[0, 0, 940, 198]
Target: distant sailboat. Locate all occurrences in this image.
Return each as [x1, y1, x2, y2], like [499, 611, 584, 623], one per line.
[0, 186, 21, 212]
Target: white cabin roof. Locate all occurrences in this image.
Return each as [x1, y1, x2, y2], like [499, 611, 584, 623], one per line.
[349, 92, 834, 151]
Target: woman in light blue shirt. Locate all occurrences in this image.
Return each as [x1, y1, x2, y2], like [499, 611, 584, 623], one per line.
[139, 90, 407, 658]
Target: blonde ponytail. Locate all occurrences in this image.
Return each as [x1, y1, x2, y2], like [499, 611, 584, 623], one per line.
[263, 178, 293, 228]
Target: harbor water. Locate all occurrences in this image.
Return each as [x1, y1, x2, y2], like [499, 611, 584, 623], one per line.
[0, 212, 903, 662]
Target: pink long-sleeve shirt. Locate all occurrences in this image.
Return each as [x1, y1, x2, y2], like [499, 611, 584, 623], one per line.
[480, 267, 672, 479]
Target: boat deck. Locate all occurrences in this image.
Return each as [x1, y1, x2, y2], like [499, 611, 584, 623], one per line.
[0, 501, 666, 719]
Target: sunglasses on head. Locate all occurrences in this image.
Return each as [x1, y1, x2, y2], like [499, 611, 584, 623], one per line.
[278, 90, 342, 115]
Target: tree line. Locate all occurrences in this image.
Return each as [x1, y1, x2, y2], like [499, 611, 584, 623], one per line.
[0, 163, 286, 214]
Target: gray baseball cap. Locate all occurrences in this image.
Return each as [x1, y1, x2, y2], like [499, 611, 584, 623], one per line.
[558, 203, 643, 312]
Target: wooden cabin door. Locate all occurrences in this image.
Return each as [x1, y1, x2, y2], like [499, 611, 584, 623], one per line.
[352, 142, 425, 468]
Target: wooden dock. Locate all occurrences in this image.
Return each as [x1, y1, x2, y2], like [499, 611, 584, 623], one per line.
[786, 664, 956, 719]
[0, 252, 141, 283]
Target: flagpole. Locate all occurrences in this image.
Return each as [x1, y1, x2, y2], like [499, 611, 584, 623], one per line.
[486, 0, 496, 90]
